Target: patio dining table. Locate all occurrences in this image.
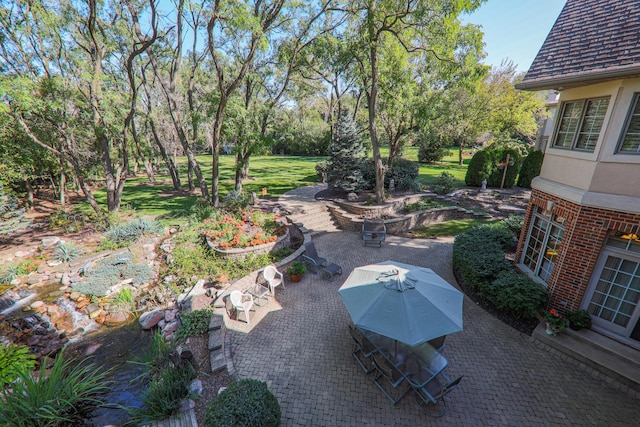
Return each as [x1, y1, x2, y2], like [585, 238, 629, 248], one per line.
[360, 328, 449, 389]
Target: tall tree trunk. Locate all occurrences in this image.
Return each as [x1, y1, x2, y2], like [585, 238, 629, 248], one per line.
[367, 24, 385, 203]
[25, 179, 34, 210]
[59, 169, 66, 206]
[148, 114, 182, 191]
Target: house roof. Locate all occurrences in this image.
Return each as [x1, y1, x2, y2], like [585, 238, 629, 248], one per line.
[516, 0, 640, 91]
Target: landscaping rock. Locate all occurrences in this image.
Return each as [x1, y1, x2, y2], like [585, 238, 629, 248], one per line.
[30, 300, 45, 309]
[27, 275, 45, 285]
[347, 192, 358, 201]
[61, 273, 71, 286]
[69, 291, 82, 301]
[41, 236, 61, 249]
[104, 311, 129, 325]
[190, 294, 214, 311]
[139, 309, 165, 329]
[164, 309, 177, 322]
[10, 278, 20, 286]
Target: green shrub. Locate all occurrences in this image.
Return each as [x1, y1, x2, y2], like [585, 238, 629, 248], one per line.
[517, 150, 544, 188]
[0, 344, 36, 387]
[0, 350, 111, 426]
[488, 270, 549, 318]
[416, 133, 450, 164]
[204, 379, 281, 427]
[486, 146, 523, 188]
[222, 191, 252, 212]
[565, 309, 592, 330]
[453, 224, 514, 291]
[53, 241, 84, 263]
[465, 150, 492, 186]
[432, 172, 456, 195]
[175, 308, 215, 340]
[501, 215, 525, 239]
[0, 185, 32, 236]
[190, 197, 215, 223]
[327, 111, 368, 192]
[361, 157, 421, 193]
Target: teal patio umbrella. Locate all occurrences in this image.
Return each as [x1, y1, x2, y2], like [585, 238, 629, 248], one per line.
[338, 261, 463, 347]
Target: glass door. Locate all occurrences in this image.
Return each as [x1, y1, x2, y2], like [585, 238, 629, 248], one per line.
[585, 251, 640, 339]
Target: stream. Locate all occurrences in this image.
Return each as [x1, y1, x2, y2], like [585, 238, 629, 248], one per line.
[66, 321, 154, 426]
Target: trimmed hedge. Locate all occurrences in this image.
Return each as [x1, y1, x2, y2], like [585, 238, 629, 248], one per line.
[453, 220, 547, 319]
[488, 270, 549, 319]
[517, 150, 544, 188]
[204, 379, 281, 427]
[464, 150, 492, 187]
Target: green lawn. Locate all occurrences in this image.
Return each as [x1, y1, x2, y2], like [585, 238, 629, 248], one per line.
[410, 219, 497, 239]
[87, 147, 471, 218]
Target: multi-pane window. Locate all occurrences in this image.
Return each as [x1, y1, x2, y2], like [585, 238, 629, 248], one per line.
[618, 93, 640, 153]
[522, 207, 565, 283]
[552, 97, 610, 152]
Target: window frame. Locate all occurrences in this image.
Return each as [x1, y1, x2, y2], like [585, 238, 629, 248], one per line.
[551, 96, 610, 152]
[520, 207, 566, 285]
[616, 92, 640, 154]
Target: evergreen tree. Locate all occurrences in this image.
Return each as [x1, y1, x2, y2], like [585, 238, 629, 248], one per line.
[0, 185, 32, 238]
[517, 150, 544, 188]
[327, 112, 367, 192]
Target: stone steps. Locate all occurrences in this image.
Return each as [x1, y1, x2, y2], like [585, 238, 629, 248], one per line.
[533, 323, 640, 393]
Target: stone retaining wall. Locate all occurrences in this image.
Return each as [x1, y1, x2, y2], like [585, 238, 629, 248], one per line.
[328, 204, 486, 235]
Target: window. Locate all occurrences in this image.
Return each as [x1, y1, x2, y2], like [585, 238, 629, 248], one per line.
[552, 97, 610, 152]
[521, 207, 565, 283]
[618, 93, 640, 153]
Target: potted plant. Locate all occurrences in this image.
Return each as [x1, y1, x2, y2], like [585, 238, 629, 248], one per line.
[287, 261, 307, 283]
[544, 309, 568, 336]
[565, 309, 592, 331]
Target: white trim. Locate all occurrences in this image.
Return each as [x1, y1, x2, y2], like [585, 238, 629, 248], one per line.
[532, 177, 640, 214]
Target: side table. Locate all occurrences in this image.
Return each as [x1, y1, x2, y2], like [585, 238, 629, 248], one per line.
[247, 284, 269, 306]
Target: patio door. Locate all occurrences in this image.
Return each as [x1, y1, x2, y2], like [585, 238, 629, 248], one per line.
[584, 250, 640, 341]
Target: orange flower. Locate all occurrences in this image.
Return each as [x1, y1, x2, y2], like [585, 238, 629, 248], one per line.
[550, 309, 557, 316]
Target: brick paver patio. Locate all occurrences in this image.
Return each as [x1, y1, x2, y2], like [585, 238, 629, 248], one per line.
[225, 188, 640, 426]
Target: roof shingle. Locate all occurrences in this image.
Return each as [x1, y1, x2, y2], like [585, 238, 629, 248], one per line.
[517, 0, 640, 90]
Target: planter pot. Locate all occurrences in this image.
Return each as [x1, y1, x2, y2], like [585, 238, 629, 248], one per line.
[545, 322, 561, 336]
[289, 274, 303, 283]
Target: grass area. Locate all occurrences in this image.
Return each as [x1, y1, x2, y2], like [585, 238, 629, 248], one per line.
[409, 219, 497, 239]
[83, 147, 471, 219]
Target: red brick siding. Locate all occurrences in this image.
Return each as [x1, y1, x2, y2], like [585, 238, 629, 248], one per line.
[516, 189, 640, 311]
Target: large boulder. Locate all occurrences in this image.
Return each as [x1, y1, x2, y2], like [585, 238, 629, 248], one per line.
[139, 309, 165, 330]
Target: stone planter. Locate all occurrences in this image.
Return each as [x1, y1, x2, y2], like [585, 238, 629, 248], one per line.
[205, 226, 290, 260]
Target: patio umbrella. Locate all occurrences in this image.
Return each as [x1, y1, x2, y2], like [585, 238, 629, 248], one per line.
[337, 261, 463, 347]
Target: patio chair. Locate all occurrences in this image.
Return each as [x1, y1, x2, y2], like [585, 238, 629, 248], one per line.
[372, 353, 411, 405]
[414, 374, 463, 418]
[230, 290, 255, 325]
[263, 265, 284, 296]
[349, 325, 377, 374]
[427, 335, 447, 353]
[301, 241, 328, 274]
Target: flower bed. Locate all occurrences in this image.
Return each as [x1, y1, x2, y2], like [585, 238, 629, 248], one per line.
[202, 210, 289, 260]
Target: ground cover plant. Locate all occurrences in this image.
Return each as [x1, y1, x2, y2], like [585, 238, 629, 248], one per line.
[204, 379, 281, 427]
[201, 209, 285, 250]
[72, 252, 152, 297]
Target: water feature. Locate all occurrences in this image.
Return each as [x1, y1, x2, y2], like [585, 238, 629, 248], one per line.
[65, 320, 154, 426]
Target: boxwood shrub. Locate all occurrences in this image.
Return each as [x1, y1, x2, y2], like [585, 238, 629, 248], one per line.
[205, 379, 281, 427]
[453, 220, 546, 319]
[487, 270, 549, 318]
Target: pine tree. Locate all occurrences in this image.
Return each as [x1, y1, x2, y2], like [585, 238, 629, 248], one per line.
[327, 111, 367, 191]
[0, 185, 32, 238]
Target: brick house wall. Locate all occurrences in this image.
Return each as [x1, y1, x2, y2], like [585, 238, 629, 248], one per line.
[515, 189, 640, 311]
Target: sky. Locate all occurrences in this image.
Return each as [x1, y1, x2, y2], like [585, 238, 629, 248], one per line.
[462, 0, 567, 72]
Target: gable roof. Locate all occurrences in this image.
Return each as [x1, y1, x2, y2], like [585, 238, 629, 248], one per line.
[516, 0, 640, 91]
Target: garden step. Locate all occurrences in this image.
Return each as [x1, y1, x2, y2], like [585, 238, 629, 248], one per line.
[210, 348, 226, 373]
[208, 314, 223, 331]
[533, 322, 640, 392]
[208, 328, 222, 351]
[564, 327, 640, 369]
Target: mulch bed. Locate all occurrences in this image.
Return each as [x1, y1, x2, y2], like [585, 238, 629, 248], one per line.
[454, 269, 539, 336]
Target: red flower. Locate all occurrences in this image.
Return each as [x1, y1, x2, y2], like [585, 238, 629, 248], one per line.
[549, 309, 558, 316]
